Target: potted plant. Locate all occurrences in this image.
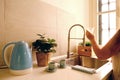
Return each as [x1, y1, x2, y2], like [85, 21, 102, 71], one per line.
[78, 41, 92, 57]
[85, 41, 92, 46]
[32, 34, 57, 67]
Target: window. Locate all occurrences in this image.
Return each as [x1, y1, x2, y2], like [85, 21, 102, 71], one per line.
[97, 0, 116, 45]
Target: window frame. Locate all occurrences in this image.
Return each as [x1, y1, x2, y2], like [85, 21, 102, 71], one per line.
[97, 0, 116, 45]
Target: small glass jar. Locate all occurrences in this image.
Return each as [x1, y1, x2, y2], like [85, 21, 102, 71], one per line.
[59, 59, 66, 68]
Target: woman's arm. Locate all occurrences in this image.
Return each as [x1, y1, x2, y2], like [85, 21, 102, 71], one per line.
[86, 29, 120, 60]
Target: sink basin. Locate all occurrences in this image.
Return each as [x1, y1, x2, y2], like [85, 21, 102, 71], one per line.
[66, 56, 109, 70]
[79, 56, 108, 69]
[52, 54, 110, 73]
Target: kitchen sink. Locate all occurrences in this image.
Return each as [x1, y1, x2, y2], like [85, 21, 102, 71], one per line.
[65, 55, 109, 70]
[52, 54, 111, 73]
[52, 54, 112, 78]
[79, 56, 108, 69]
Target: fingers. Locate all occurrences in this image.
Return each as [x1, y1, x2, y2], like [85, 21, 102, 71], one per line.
[86, 30, 92, 35]
[86, 30, 94, 40]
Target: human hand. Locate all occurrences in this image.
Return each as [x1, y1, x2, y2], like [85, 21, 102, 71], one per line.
[86, 30, 94, 40]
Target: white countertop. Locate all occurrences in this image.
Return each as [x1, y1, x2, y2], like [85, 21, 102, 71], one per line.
[0, 62, 112, 80]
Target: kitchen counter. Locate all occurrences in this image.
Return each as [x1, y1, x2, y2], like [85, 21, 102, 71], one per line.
[0, 62, 112, 80]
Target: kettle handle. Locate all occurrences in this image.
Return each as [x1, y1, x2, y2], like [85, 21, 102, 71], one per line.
[2, 42, 16, 67]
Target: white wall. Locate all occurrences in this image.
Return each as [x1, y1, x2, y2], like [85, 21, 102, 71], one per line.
[0, 0, 90, 65]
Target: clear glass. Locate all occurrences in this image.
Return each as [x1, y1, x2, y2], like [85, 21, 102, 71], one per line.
[110, 29, 116, 38]
[102, 4, 108, 12]
[109, 2, 116, 10]
[110, 12, 116, 28]
[100, 0, 116, 12]
[102, 13, 109, 29]
[102, 30, 109, 45]
[101, 0, 108, 4]
[86, 27, 95, 34]
[109, 0, 116, 2]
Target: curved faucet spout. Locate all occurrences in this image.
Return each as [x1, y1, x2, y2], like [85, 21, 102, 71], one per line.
[67, 24, 85, 58]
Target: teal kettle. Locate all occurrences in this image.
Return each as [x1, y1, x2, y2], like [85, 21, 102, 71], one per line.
[2, 41, 32, 75]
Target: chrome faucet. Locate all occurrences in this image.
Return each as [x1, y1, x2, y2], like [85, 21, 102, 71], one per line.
[67, 24, 85, 58]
